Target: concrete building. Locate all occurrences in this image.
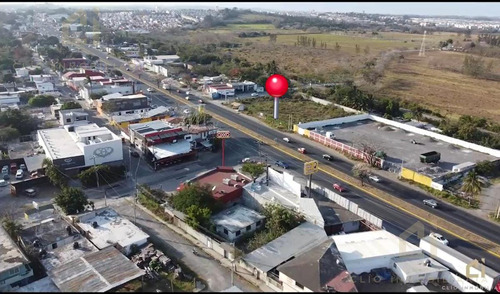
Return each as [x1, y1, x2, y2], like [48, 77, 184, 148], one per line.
[79, 78, 134, 102]
[97, 93, 150, 117]
[143, 55, 180, 66]
[227, 81, 257, 93]
[29, 74, 54, 83]
[62, 69, 105, 91]
[277, 239, 358, 292]
[178, 167, 252, 204]
[15, 66, 40, 78]
[0, 92, 20, 106]
[35, 81, 55, 93]
[38, 123, 123, 170]
[211, 204, 265, 242]
[206, 84, 235, 98]
[61, 58, 89, 70]
[58, 109, 89, 126]
[0, 226, 34, 292]
[73, 207, 150, 255]
[111, 106, 171, 129]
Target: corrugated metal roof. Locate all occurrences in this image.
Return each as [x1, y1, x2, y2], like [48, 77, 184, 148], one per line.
[49, 246, 144, 292]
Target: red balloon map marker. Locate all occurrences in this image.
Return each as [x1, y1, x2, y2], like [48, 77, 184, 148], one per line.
[265, 74, 289, 98]
[265, 74, 289, 119]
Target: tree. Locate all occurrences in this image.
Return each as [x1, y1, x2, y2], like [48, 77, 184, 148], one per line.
[461, 170, 482, 205]
[352, 163, 370, 186]
[2, 73, 15, 84]
[185, 204, 212, 228]
[55, 187, 89, 215]
[242, 162, 265, 182]
[42, 158, 68, 188]
[0, 126, 20, 142]
[184, 112, 212, 125]
[60, 101, 81, 110]
[169, 183, 220, 213]
[462, 55, 489, 78]
[1, 216, 23, 239]
[475, 160, 497, 177]
[269, 34, 277, 43]
[28, 95, 57, 107]
[335, 42, 341, 52]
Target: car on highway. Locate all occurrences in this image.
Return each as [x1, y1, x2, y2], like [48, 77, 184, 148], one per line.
[251, 93, 259, 97]
[186, 96, 190, 100]
[183, 109, 191, 114]
[423, 199, 439, 208]
[106, 56, 109, 59]
[147, 88, 155, 92]
[429, 232, 449, 245]
[0, 179, 7, 187]
[369, 175, 381, 182]
[322, 154, 334, 161]
[198, 99, 204, 104]
[242, 158, 256, 163]
[275, 161, 289, 169]
[126, 68, 130, 71]
[298, 147, 306, 154]
[333, 183, 346, 192]
[283, 137, 291, 143]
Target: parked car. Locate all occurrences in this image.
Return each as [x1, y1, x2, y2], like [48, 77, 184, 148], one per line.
[322, 154, 333, 161]
[1, 165, 8, 174]
[333, 183, 345, 192]
[151, 104, 158, 109]
[15, 169, 24, 180]
[429, 232, 449, 245]
[185, 96, 190, 100]
[24, 188, 37, 198]
[283, 137, 291, 143]
[19, 164, 27, 171]
[275, 161, 289, 169]
[423, 199, 439, 209]
[10, 163, 17, 174]
[242, 158, 253, 163]
[251, 93, 259, 97]
[369, 175, 381, 182]
[3, 174, 9, 180]
[130, 151, 140, 158]
[0, 179, 7, 187]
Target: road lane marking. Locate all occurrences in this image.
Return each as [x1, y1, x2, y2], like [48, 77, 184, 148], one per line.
[77, 43, 500, 259]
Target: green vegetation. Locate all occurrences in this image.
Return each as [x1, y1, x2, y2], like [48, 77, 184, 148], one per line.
[55, 187, 89, 215]
[241, 96, 351, 131]
[461, 170, 482, 206]
[438, 115, 500, 149]
[241, 162, 266, 182]
[90, 91, 108, 100]
[42, 158, 68, 188]
[137, 185, 169, 220]
[352, 163, 371, 186]
[183, 112, 212, 125]
[60, 101, 81, 110]
[475, 160, 499, 178]
[78, 165, 126, 188]
[0, 126, 20, 142]
[28, 95, 56, 107]
[1, 216, 23, 239]
[242, 203, 305, 252]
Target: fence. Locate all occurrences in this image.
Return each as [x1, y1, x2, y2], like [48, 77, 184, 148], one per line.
[440, 271, 484, 293]
[310, 182, 383, 229]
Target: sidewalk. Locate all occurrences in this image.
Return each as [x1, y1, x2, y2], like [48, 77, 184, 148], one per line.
[129, 198, 275, 292]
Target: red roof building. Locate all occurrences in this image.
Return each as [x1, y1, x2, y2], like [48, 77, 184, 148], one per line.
[61, 58, 89, 69]
[177, 167, 251, 203]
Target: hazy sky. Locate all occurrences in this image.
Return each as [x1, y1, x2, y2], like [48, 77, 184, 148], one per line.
[4, 2, 500, 18]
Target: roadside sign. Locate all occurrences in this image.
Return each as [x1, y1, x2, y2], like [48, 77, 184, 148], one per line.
[216, 131, 231, 139]
[304, 160, 319, 175]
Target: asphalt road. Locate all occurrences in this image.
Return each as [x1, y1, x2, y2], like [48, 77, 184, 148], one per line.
[72, 41, 500, 272]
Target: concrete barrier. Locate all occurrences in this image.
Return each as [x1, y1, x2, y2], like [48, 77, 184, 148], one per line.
[440, 271, 484, 293]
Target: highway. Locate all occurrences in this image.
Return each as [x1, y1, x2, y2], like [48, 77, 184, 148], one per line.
[71, 41, 500, 272]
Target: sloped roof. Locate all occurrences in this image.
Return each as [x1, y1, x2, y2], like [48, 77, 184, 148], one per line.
[277, 239, 357, 292]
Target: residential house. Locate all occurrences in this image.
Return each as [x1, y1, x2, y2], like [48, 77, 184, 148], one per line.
[211, 204, 265, 242]
[61, 58, 89, 70]
[59, 109, 89, 126]
[0, 226, 34, 292]
[35, 81, 55, 93]
[96, 93, 150, 117]
[227, 81, 257, 93]
[79, 78, 134, 102]
[111, 106, 172, 129]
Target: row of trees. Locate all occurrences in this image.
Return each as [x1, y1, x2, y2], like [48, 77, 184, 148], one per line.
[28, 94, 57, 107]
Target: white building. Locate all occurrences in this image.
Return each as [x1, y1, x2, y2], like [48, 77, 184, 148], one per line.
[37, 123, 123, 170]
[59, 109, 89, 126]
[0, 226, 34, 292]
[143, 55, 180, 66]
[73, 207, 150, 255]
[211, 205, 265, 242]
[15, 66, 39, 78]
[35, 81, 55, 93]
[79, 79, 134, 102]
[30, 74, 54, 83]
[0, 92, 20, 106]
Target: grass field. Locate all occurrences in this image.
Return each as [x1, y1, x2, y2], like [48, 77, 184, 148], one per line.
[227, 23, 276, 30]
[377, 51, 500, 123]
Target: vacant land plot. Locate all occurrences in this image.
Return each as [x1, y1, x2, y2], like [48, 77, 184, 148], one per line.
[378, 51, 500, 123]
[239, 97, 352, 131]
[322, 119, 497, 176]
[227, 23, 276, 30]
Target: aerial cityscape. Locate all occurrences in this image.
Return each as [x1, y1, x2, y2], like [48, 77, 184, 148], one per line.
[0, 2, 500, 293]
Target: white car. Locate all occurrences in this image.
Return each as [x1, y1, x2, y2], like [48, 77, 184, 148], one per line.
[429, 233, 449, 246]
[183, 109, 191, 114]
[0, 179, 8, 187]
[147, 88, 154, 92]
[251, 93, 259, 97]
[106, 56, 109, 59]
[15, 169, 24, 180]
[283, 137, 290, 143]
[369, 175, 381, 182]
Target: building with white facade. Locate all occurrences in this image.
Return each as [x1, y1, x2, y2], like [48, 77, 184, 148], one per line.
[73, 207, 150, 255]
[79, 78, 134, 102]
[35, 81, 55, 93]
[59, 109, 89, 126]
[143, 55, 180, 66]
[211, 205, 265, 242]
[0, 226, 34, 292]
[38, 123, 123, 170]
[15, 66, 40, 78]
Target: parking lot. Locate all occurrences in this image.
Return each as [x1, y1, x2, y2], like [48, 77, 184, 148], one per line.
[321, 119, 497, 175]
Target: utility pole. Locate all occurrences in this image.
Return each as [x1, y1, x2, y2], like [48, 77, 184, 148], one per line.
[308, 174, 312, 198]
[91, 156, 104, 206]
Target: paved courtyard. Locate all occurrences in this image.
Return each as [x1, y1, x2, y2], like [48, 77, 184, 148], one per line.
[320, 119, 497, 175]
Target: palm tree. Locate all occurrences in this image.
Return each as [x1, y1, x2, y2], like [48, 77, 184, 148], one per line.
[84, 74, 93, 96]
[461, 170, 482, 205]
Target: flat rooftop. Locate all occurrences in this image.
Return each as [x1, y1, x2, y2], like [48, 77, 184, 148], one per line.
[38, 128, 83, 159]
[76, 208, 150, 251]
[312, 193, 363, 226]
[331, 230, 422, 262]
[41, 235, 99, 272]
[149, 140, 192, 160]
[391, 253, 448, 278]
[19, 217, 79, 249]
[49, 246, 144, 292]
[194, 167, 251, 201]
[244, 181, 300, 210]
[129, 120, 174, 134]
[211, 204, 265, 233]
[243, 221, 328, 273]
[15, 277, 60, 292]
[318, 119, 497, 176]
[0, 226, 29, 273]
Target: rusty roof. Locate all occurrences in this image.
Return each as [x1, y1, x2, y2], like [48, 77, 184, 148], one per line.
[49, 246, 144, 292]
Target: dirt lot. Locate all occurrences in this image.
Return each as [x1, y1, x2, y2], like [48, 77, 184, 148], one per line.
[377, 51, 500, 123]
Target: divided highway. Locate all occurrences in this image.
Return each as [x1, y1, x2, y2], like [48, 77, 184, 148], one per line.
[72, 41, 500, 272]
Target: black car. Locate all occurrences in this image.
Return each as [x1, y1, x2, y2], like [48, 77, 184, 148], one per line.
[130, 151, 140, 158]
[3, 174, 9, 180]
